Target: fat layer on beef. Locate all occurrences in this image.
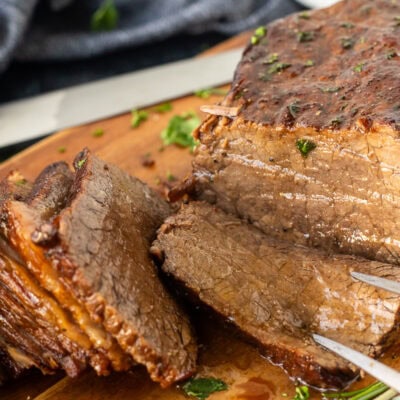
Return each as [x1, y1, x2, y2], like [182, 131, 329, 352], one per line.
[0, 150, 197, 387]
[152, 202, 400, 390]
[193, 0, 400, 264]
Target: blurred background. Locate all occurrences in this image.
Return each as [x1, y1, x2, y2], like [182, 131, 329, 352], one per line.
[0, 0, 314, 157]
[0, 0, 309, 103]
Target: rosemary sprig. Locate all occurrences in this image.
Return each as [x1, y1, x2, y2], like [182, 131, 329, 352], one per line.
[323, 382, 394, 400]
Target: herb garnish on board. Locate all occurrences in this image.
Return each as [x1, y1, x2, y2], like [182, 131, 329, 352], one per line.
[131, 109, 149, 128]
[161, 112, 200, 151]
[182, 377, 228, 400]
[323, 381, 395, 400]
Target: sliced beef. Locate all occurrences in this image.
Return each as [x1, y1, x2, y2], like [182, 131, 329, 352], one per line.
[41, 149, 196, 387]
[193, 0, 400, 264]
[152, 202, 400, 390]
[0, 150, 196, 387]
[0, 164, 123, 377]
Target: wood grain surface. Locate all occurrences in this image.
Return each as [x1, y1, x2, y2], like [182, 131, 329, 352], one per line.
[0, 31, 398, 400]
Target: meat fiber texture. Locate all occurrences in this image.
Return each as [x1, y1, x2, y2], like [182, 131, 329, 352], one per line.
[152, 201, 400, 390]
[193, 0, 400, 264]
[0, 149, 197, 387]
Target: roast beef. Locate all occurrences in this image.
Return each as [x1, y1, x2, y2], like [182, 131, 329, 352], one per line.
[152, 201, 400, 390]
[193, 0, 400, 264]
[43, 149, 197, 386]
[0, 150, 197, 387]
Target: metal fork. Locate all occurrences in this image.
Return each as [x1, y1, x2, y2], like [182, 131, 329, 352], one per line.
[313, 272, 400, 393]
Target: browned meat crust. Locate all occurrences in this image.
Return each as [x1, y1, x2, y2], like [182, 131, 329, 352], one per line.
[152, 202, 400, 390]
[193, 0, 400, 264]
[222, 0, 400, 131]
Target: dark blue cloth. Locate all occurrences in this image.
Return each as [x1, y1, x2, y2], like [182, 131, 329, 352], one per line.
[0, 0, 302, 72]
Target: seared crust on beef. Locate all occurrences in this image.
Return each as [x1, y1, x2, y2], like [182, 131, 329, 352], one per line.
[218, 0, 400, 132]
[193, 0, 400, 264]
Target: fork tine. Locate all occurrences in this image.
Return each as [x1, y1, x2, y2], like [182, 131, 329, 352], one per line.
[313, 334, 400, 393]
[351, 272, 400, 295]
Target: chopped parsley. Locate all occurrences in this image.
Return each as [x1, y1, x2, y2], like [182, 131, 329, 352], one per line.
[251, 26, 267, 45]
[57, 146, 66, 153]
[297, 31, 314, 43]
[182, 377, 228, 400]
[77, 159, 86, 169]
[387, 50, 397, 59]
[268, 62, 291, 74]
[320, 86, 340, 93]
[92, 128, 104, 137]
[154, 102, 173, 113]
[288, 103, 300, 118]
[296, 139, 316, 157]
[353, 62, 365, 73]
[341, 37, 355, 49]
[263, 53, 279, 64]
[293, 386, 310, 400]
[304, 59, 314, 67]
[298, 11, 310, 19]
[194, 88, 227, 99]
[131, 109, 148, 128]
[166, 171, 176, 182]
[340, 21, 354, 28]
[15, 179, 27, 186]
[91, 0, 119, 32]
[331, 116, 344, 127]
[161, 112, 200, 151]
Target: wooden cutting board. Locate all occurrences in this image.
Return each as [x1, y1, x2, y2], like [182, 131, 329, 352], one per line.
[0, 32, 397, 400]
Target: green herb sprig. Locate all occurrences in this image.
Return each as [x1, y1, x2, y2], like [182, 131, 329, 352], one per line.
[194, 88, 228, 99]
[323, 381, 394, 400]
[341, 37, 355, 49]
[77, 158, 86, 169]
[131, 109, 148, 128]
[92, 128, 104, 137]
[182, 377, 228, 400]
[293, 386, 310, 400]
[320, 86, 341, 93]
[298, 11, 310, 20]
[91, 0, 119, 32]
[154, 102, 173, 113]
[251, 26, 267, 45]
[354, 62, 365, 73]
[268, 62, 291, 74]
[296, 139, 316, 157]
[297, 31, 314, 43]
[161, 112, 200, 151]
[263, 53, 279, 65]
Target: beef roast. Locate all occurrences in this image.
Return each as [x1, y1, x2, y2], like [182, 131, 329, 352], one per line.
[152, 201, 400, 390]
[0, 150, 197, 387]
[0, 161, 127, 376]
[193, 0, 400, 264]
[44, 149, 197, 386]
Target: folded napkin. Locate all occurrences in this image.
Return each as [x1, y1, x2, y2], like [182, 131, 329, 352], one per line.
[0, 0, 302, 73]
